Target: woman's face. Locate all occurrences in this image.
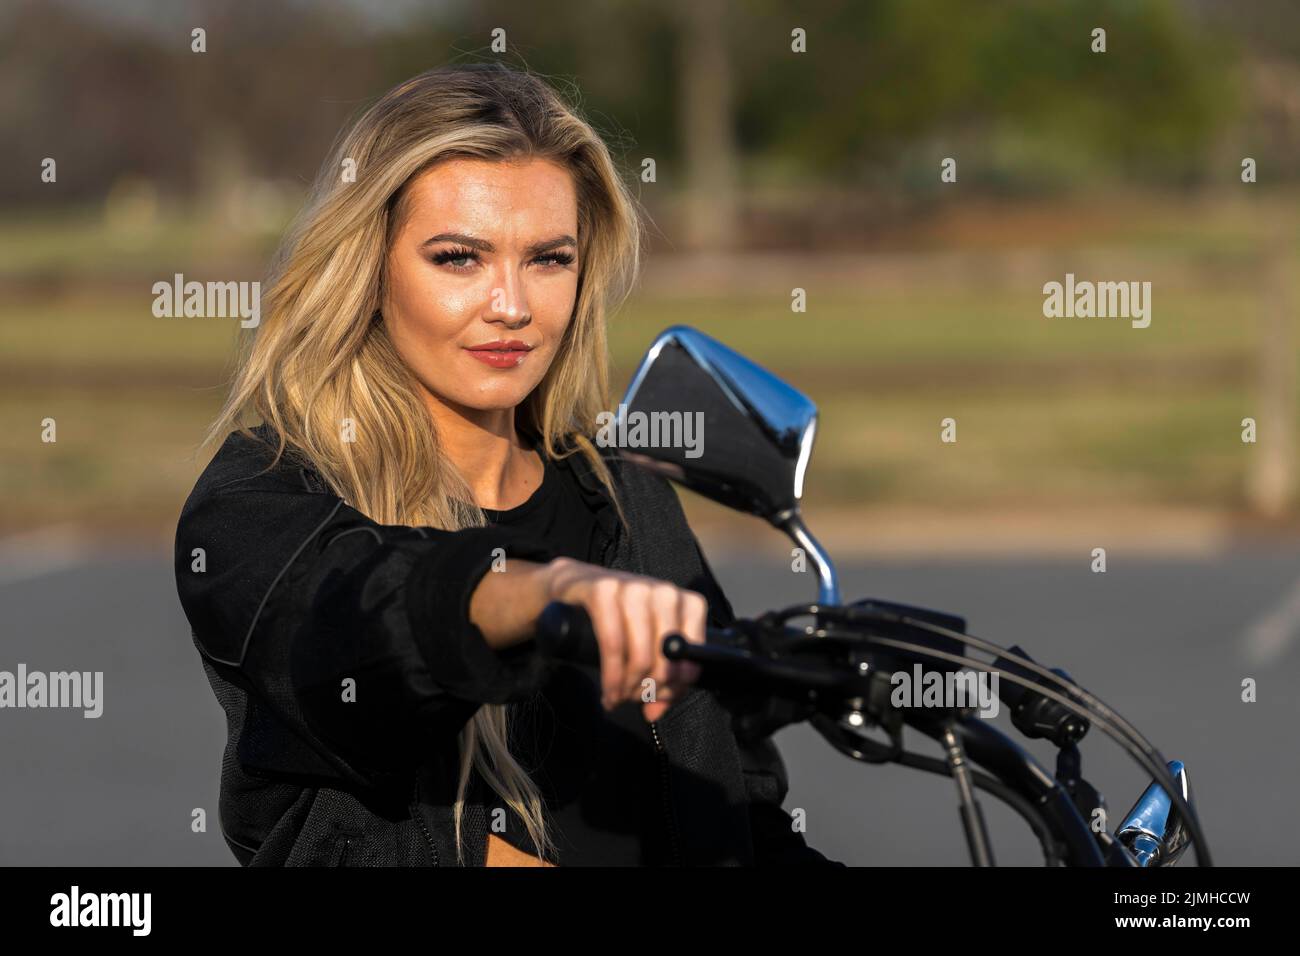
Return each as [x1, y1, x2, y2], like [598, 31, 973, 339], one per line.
[382, 156, 580, 417]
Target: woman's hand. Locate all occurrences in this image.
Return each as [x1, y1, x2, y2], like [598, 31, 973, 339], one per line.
[541, 558, 705, 722]
[469, 556, 705, 722]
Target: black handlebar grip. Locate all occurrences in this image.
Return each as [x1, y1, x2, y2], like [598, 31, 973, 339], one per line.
[535, 601, 602, 668]
[662, 633, 690, 660]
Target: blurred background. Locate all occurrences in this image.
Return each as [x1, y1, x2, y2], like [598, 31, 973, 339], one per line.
[2, 0, 1298, 866]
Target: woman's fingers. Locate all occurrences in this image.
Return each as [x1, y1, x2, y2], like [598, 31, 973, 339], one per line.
[588, 579, 626, 711]
[646, 584, 683, 706]
[618, 582, 655, 705]
[549, 561, 709, 713]
[673, 590, 707, 688]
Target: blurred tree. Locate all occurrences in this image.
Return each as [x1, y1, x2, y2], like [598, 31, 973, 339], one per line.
[672, 0, 741, 250]
[0, 0, 1259, 231]
[731, 0, 1235, 193]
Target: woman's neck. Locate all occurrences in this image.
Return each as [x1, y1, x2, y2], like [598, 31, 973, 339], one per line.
[423, 394, 542, 511]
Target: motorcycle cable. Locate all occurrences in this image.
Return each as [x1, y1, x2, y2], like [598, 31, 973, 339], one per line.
[863, 633, 1211, 867]
[885, 614, 1212, 868]
[777, 603, 1210, 866]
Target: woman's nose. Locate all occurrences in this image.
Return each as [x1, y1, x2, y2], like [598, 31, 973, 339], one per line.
[486, 264, 531, 330]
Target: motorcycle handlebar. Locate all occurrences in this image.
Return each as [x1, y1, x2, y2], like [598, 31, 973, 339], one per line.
[533, 599, 1212, 868]
[534, 600, 850, 692]
[533, 601, 605, 668]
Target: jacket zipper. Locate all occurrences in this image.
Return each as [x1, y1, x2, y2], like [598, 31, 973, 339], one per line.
[649, 720, 682, 866]
[410, 775, 441, 867]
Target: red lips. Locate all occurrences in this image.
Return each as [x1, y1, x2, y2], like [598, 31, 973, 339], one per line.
[464, 340, 535, 369]
[465, 340, 533, 352]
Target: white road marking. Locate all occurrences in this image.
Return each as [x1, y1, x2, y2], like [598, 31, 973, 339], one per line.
[1241, 572, 1300, 665]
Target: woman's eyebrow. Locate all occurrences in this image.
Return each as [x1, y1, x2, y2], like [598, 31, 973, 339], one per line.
[420, 232, 576, 256]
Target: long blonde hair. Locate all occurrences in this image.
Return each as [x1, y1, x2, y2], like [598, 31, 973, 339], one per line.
[204, 61, 644, 863]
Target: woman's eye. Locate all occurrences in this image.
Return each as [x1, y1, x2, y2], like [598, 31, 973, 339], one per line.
[431, 249, 478, 271]
[536, 252, 575, 268]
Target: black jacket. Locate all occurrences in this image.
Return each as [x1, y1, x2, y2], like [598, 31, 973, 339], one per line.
[174, 424, 838, 866]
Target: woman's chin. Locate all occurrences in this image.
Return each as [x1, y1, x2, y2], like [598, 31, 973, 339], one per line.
[460, 384, 538, 413]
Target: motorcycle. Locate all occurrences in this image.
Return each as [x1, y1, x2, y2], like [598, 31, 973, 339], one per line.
[537, 325, 1209, 868]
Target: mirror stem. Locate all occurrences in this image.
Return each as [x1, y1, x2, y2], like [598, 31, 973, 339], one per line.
[777, 510, 841, 607]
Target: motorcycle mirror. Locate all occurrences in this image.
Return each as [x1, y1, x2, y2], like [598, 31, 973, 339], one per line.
[613, 325, 840, 605]
[1116, 759, 1192, 867]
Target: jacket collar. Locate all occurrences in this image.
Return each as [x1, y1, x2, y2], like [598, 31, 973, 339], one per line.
[545, 436, 627, 570]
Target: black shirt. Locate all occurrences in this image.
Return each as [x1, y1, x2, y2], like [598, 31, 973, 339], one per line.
[478, 451, 670, 865]
[479, 451, 603, 571]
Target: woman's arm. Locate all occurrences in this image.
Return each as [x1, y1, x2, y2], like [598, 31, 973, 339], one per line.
[176, 475, 560, 792]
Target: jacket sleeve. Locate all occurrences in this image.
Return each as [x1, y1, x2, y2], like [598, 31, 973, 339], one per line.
[689, 538, 846, 866]
[175, 463, 559, 794]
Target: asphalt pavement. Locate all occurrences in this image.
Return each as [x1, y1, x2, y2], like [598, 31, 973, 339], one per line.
[1, 542, 1297, 866]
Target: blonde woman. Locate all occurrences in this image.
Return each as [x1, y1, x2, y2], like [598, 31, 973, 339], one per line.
[175, 62, 837, 867]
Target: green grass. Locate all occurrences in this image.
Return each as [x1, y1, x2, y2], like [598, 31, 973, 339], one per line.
[610, 285, 1255, 371]
[0, 298, 243, 368]
[0, 207, 280, 280]
[2, 193, 1298, 532]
